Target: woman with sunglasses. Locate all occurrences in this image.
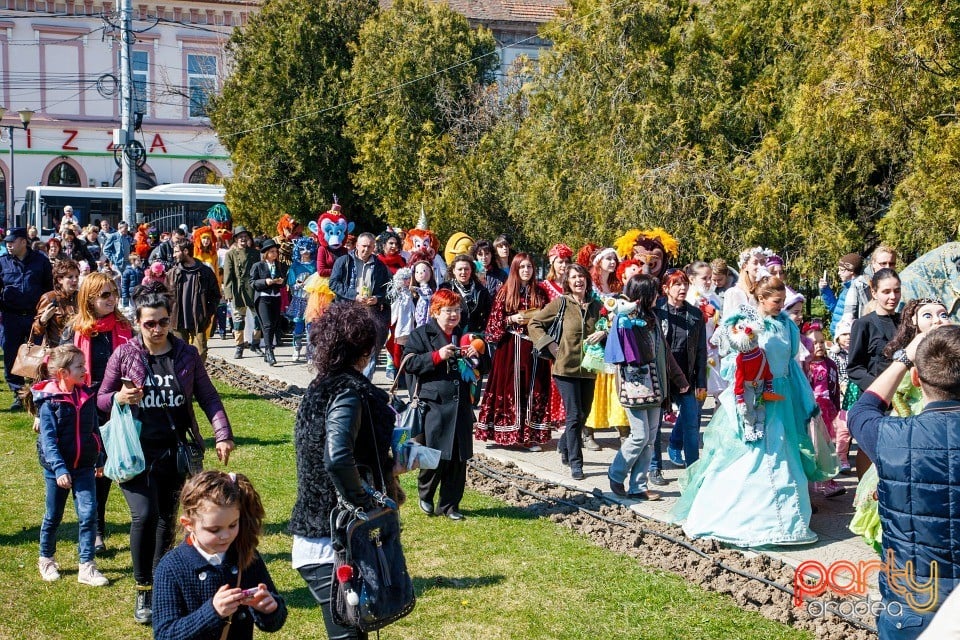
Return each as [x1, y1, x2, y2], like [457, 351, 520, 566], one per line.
[98, 281, 235, 625]
[62, 272, 134, 559]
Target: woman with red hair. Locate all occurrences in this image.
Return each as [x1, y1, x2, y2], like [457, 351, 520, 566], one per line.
[476, 253, 556, 449]
[403, 288, 488, 520]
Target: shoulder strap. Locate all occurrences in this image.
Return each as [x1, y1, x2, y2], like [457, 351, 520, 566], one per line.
[390, 353, 420, 400]
[218, 566, 243, 640]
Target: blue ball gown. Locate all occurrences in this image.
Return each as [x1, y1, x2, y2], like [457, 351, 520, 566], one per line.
[671, 311, 835, 547]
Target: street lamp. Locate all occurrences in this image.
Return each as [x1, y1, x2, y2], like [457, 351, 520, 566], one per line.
[0, 107, 34, 232]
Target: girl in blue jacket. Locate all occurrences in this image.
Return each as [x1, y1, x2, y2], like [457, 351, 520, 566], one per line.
[30, 344, 108, 586]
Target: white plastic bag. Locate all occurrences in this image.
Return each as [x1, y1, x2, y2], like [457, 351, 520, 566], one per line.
[403, 441, 441, 471]
[101, 400, 145, 483]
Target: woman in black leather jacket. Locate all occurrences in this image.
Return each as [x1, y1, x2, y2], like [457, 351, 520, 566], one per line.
[289, 301, 400, 640]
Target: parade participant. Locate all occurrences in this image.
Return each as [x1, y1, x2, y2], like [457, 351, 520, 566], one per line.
[98, 282, 234, 624]
[585, 246, 626, 451]
[30, 259, 80, 348]
[613, 227, 679, 280]
[65, 272, 134, 557]
[223, 226, 263, 359]
[121, 254, 145, 309]
[307, 199, 353, 317]
[166, 238, 220, 363]
[404, 289, 487, 519]
[1, 227, 53, 410]
[803, 321, 846, 498]
[376, 228, 406, 274]
[687, 261, 725, 397]
[470, 239, 503, 297]
[291, 302, 401, 638]
[330, 232, 391, 379]
[847, 269, 902, 395]
[439, 254, 492, 335]
[251, 239, 288, 366]
[191, 226, 221, 286]
[609, 274, 688, 500]
[489, 234, 514, 283]
[820, 253, 863, 337]
[476, 253, 554, 449]
[848, 325, 960, 639]
[286, 237, 317, 363]
[153, 471, 286, 640]
[46, 237, 63, 267]
[387, 267, 415, 380]
[102, 221, 133, 272]
[849, 298, 947, 555]
[656, 269, 707, 468]
[843, 245, 897, 325]
[829, 320, 854, 473]
[543, 244, 573, 300]
[673, 276, 833, 547]
[272, 214, 301, 271]
[722, 246, 772, 319]
[529, 264, 605, 481]
[31, 345, 109, 586]
[411, 259, 436, 328]
[403, 223, 446, 282]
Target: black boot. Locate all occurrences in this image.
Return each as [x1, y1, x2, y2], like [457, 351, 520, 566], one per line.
[250, 343, 263, 355]
[134, 584, 152, 624]
[265, 350, 277, 366]
[234, 344, 244, 359]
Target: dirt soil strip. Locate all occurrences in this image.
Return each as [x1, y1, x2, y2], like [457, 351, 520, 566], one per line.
[207, 357, 878, 640]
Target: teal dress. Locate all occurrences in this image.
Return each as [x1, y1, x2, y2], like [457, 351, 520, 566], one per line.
[671, 312, 834, 547]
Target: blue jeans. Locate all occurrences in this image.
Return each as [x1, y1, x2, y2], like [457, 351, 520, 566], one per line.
[609, 406, 661, 493]
[668, 391, 703, 466]
[40, 467, 97, 563]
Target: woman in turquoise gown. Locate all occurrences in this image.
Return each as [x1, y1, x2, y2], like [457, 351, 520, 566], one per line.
[671, 276, 836, 547]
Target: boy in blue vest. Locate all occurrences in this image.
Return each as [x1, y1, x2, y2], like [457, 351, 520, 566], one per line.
[849, 324, 960, 639]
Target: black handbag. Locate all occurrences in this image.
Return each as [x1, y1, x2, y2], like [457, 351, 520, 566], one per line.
[534, 296, 566, 360]
[329, 394, 416, 632]
[330, 498, 416, 632]
[175, 429, 205, 477]
[389, 354, 424, 442]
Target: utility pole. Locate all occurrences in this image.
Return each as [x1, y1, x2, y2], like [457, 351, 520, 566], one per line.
[118, 0, 137, 226]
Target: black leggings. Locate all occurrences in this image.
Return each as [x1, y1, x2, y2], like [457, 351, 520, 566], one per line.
[298, 563, 368, 640]
[120, 452, 184, 584]
[257, 296, 281, 351]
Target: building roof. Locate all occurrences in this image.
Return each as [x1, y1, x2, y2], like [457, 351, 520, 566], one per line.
[381, 0, 566, 24]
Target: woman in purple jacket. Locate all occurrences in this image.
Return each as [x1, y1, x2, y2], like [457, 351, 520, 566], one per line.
[98, 281, 235, 626]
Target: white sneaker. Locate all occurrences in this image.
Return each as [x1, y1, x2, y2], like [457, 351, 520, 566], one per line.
[38, 557, 60, 581]
[78, 561, 109, 586]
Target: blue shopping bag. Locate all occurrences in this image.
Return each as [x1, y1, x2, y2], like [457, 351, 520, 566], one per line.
[101, 399, 146, 483]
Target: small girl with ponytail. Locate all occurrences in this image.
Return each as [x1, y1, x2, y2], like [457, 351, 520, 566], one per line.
[31, 344, 109, 586]
[153, 470, 287, 640]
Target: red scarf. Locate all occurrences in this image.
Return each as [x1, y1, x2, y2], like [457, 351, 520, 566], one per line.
[74, 315, 133, 385]
[378, 252, 407, 274]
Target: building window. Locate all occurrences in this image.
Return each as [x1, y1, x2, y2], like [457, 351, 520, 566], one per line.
[187, 164, 220, 184]
[48, 162, 81, 186]
[187, 54, 217, 117]
[132, 50, 149, 115]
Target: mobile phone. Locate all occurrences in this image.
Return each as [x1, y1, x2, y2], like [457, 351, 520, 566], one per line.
[121, 378, 136, 389]
[239, 587, 260, 599]
[49, 299, 59, 308]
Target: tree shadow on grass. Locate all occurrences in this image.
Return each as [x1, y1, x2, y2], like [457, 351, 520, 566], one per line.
[226, 435, 292, 448]
[215, 391, 265, 402]
[460, 505, 538, 520]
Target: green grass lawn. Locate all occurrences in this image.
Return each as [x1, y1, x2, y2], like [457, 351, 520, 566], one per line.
[0, 382, 811, 639]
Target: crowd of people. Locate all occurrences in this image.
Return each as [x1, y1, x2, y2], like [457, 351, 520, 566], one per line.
[3, 206, 960, 639]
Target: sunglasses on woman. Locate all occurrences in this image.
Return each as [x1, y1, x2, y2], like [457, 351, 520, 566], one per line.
[142, 317, 171, 329]
[97, 290, 118, 299]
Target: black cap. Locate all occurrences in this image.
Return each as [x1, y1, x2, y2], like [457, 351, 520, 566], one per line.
[3, 227, 27, 243]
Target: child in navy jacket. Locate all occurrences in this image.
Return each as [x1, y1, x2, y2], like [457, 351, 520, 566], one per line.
[153, 470, 287, 640]
[120, 253, 145, 308]
[31, 344, 108, 586]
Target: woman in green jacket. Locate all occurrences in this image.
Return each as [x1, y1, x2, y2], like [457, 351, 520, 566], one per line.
[529, 264, 605, 480]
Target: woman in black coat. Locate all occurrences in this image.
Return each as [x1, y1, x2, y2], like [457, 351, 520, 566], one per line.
[290, 302, 400, 640]
[403, 288, 488, 520]
[439, 254, 492, 334]
[250, 239, 288, 366]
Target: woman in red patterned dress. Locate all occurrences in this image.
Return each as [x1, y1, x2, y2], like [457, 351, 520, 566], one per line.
[475, 253, 556, 449]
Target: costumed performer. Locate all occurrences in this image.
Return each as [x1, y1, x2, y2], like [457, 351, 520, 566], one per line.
[671, 276, 836, 547]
